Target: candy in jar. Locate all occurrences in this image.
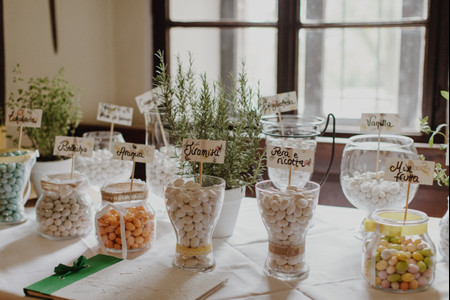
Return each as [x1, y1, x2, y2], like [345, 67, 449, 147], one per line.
[256, 180, 320, 280]
[35, 172, 92, 239]
[164, 175, 225, 272]
[96, 180, 156, 257]
[0, 149, 38, 225]
[363, 209, 436, 292]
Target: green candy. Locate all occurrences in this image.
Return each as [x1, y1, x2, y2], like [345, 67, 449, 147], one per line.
[421, 248, 433, 257]
[417, 261, 427, 273]
[395, 261, 409, 273]
[424, 257, 433, 268]
[387, 273, 402, 282]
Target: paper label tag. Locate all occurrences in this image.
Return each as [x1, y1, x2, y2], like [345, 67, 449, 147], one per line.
[112, 142, 155, 163]
[181, 139, 226, 164]
[259, 91, 297, 115]
[6, 108, 42, 127]
[266, 146, 314, 172]
[384, 158, 435, 185]
[135, 87, 163, 114]
[360, 113, 401, 132]
[53, 136, 94, 158]
[97, 103, 133, 126]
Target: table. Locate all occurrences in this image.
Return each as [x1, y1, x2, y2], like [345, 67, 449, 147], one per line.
[1, 192, 448, 300]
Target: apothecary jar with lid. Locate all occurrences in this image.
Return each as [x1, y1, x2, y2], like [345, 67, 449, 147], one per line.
[35, 172, 92, 240]
[362, 209, 435, 292]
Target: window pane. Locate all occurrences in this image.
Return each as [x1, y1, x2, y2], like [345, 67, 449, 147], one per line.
[170, 28, 277, 96]
[298, 27, 425, 132]
[170, 0, 278, 22]
[300, 0, 428, 23]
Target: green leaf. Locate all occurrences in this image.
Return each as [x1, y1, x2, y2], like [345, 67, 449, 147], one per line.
[441, 90, 449, 101]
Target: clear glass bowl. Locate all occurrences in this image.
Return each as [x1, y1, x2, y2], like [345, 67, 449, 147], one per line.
[74, 131, 133, 187]
[340, 134, 419, 238]
[261, 115, 325, 189]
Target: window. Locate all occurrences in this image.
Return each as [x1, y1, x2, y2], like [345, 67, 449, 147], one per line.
[152, 0, 448, 141]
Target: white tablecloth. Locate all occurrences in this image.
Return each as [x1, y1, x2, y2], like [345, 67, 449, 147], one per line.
[0, 193, 448, 300]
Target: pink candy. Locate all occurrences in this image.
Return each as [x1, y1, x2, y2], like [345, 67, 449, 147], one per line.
[408, 263, 420, 274]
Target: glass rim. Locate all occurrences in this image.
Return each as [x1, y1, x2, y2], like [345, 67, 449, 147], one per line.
[348, 134, 414, 145]
[371, 208, 428, 226]
[255, 179, 320, 193]
[261, 115, 325, 138]
[165, 174, 226, 188]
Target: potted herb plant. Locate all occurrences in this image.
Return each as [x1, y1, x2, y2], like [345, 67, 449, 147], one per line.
[7, 65, 83, 196]
[420, 90, 449, 262]
[155, 53, 265, 237]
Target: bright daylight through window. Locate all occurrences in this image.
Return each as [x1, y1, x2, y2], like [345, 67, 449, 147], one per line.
[155, 0, 445, 137]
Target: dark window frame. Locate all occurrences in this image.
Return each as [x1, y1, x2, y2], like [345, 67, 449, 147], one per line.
[152, 0, 448, 143]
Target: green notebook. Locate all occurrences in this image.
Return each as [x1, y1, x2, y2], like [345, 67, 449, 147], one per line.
[24, 254, 122, 299]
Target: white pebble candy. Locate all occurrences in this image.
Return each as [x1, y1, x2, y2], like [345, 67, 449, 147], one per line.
[270, 200, 280, 211]
[184, 223, 195, 232]
[36, 192, 92, 240]
[193, 212, 203, 223]
[279, 198, 290, 210]
[275, 210, 286, 221]
[181, 205, 193, 213]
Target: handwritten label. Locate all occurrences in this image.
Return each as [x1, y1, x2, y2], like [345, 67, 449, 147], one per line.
[181, 139, 226, 164]
[360, 113, 401, 132]
[97, 103, 134, 126]
[112, 142, 155, 163]
[6, 108, 43, 128]
[266, 146, 314, 172]
[135, 87, 163, 114]
[384, 158, 435, 185]
[53, 136, 94, 158]
[259, 91, 297, 115]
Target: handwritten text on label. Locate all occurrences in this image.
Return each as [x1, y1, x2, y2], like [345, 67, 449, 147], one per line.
[360, 113, 401, 132]
[112, 142, 155, 163]
[6, 108, 43, 128]
[97, 103, 134, 126]
[259, 91, 297, 115]
[384, 158, 435, 185]
[53, 136, 94, 158]
[266, 145, 315, 172]
[182, 139, 226, 164]
[135, 87, 163, 114]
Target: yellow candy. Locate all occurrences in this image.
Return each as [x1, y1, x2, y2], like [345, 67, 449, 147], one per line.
[396, 251, 409, 261]
[401, 272, 415, 282]
[412, 251, 424, 261]
[413, 239, 422, 245]
[376, 260, 388, 271]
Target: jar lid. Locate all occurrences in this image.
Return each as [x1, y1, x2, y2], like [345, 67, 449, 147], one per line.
[101, 180, 148, 203]
[41, 172, 88, 193]
[364, 209, 428, 236]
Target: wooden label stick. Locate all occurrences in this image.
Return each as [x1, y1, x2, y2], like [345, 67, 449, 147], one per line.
[109, 123, 115, 152]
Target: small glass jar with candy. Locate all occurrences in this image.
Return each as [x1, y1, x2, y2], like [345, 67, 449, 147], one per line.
[362, 208, 436, 292]
[95, 180, 156, 257]
[35, 172, 92, 239]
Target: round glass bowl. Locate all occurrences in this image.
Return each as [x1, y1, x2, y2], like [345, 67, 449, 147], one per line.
[262, 115, 325, 188]
[74, 131, 133, 187]
[340, 134, 419, 238]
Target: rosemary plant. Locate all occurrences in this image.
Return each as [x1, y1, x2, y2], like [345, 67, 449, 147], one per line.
[154, 52, 265, 190]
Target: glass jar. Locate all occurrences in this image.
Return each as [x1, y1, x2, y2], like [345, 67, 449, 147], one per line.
[74, 131, 133, 187]
[340, 134, 419, 238]
[95, 180, 156, 257]
[35, 172, 92, 239]
[145, 111, 179, 199]
[439, 198, 449, 263]
[164, 175, 225, 272]
[0, 149, 38, 225]
[256, 180, 320, 281]
[362, 209, 436, 292]
[261, 115, 325, 189]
